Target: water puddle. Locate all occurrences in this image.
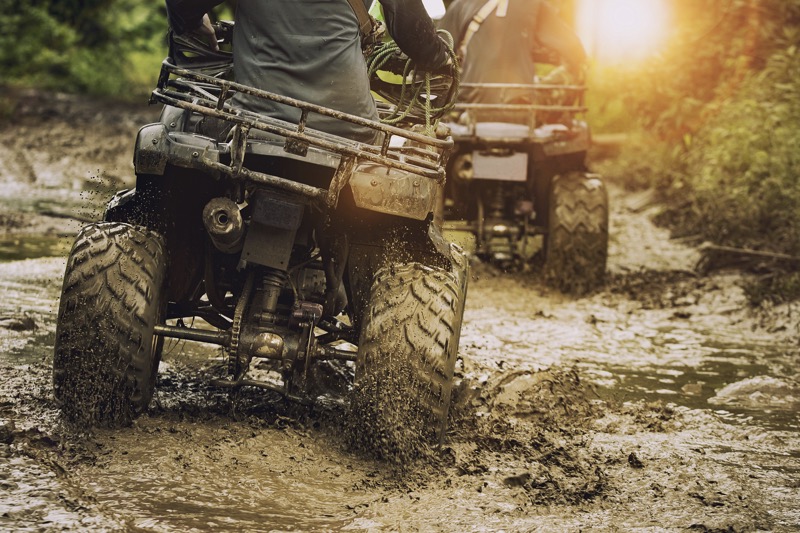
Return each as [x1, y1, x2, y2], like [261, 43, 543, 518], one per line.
[0, 445, 123, 531]
[575, 317, 800, 429]
[0, 234, 72, 262]
[75, 421, 371, 532]
[0, 181, 106, 262]
[1, 257, 798, 531]
[0, 258, 64, 365]
[591, 358, 800, 430]
[461, 276, 800, 428]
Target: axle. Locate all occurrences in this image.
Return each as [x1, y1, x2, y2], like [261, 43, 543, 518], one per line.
[153, 323, 356, 361]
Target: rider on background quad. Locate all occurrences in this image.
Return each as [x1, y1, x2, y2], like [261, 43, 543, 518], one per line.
[438, 0, 587, 121]
[165, 0, 452, 142]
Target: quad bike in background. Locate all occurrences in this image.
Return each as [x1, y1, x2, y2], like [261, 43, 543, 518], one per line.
[52, 23, 467, 446]
[442, 69, 609, 294]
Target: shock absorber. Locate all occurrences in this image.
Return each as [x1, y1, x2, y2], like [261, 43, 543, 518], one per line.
[255, 268, 288, 324]
[489, 185, 505, 219]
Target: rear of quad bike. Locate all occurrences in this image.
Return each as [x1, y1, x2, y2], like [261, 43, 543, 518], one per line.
[443, 81, 609, 294]
[52, 46, 468, 451]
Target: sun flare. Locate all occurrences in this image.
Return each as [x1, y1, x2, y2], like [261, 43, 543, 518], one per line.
[577, 0, 670, 63]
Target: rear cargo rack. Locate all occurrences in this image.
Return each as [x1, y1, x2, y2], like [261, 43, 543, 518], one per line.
[454, 82, 587, 112]
[447, 82, 588, 143]
[150, 60, 452, 208]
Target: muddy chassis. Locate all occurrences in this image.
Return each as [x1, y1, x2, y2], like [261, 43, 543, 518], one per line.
[443, 82, 609, 293]
[52, 59, 468, 444]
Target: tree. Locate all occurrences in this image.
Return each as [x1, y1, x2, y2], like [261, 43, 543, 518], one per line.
[0, 0, 165, 95]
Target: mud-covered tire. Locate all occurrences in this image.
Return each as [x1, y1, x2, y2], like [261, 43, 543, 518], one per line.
[53, 222, 167, 427]
[351, 251, 467, 459]
[544, 171, 609, 295]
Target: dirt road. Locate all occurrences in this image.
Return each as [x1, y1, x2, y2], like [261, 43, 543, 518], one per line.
[1, 91, 798, 531]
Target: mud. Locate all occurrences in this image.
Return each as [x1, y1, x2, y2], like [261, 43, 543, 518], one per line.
[1, 92, 799, 531]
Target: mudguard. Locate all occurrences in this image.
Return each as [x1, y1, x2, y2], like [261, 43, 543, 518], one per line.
[134, 123, 220, 176]
[349, 163, 438, 221]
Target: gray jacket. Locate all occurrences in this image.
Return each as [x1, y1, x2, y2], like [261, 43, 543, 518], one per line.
[439, 0, 586, 106]
[166, 0, 447, 142]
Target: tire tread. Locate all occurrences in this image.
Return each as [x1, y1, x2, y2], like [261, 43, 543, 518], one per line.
[53, 222, 167, 426]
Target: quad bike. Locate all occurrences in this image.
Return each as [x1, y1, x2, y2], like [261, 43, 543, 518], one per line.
[52, 24, 467, 445]
[442, 70, 609, 294]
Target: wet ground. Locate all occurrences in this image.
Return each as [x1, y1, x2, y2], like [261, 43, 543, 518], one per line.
[1, 90, 799, 531]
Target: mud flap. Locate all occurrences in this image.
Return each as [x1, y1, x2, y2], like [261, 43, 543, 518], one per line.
[241, 191, 304, 270]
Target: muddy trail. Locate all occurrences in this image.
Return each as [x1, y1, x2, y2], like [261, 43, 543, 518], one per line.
[1, 90, 799, 532]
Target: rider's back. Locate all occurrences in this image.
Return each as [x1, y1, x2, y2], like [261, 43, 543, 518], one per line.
[439, 0, 586, 117]
[166, 0, 449, 142]
[232, 0, 378, 143]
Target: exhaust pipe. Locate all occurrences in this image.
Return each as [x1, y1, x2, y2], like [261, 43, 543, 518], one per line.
[203, 197, 244, 253]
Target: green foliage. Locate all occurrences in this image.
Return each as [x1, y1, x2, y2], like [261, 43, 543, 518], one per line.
[0, 0, 166, 97]
[684, 40, 800, 254]
[598, 0, 800, 301]
[622, 0, 798, 142]
[583, 66, 639, 134]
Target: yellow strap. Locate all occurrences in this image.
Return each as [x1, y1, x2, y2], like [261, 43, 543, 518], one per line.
[458, 0, 509, 59]
[496, 0, 509, 17]
[346, 0, 375, 37]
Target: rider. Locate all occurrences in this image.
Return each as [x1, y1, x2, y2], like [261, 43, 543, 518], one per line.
[438, 0, 587, 121]
[165, 0, 451, 142]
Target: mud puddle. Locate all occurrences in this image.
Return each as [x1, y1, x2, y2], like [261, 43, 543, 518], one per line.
[0, 235, 73, 262]
[0, 258, 64, 365]
[72, 418, 374, 531]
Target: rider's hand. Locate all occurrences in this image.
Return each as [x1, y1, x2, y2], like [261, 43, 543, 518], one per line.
[189, 14, 219, 51]
[569, 62, 589, 85]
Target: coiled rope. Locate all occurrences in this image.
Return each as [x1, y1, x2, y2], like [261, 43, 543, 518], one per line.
[366, 29, 460, 135]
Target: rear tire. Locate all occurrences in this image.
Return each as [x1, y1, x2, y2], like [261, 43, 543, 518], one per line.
[53, 222, 167, 427]
[351, 250, 467, 460]
[544, 171, 608, 295]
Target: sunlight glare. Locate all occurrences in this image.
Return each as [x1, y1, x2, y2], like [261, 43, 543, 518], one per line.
[577, 0, 670, 63]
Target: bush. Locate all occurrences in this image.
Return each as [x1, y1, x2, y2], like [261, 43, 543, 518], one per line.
[597, 0, 800, 302]
[0, 0, 166, 98]
[686, 46, 800, 255]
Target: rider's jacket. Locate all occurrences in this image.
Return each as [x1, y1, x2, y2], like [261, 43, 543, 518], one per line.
[166, 0, 448, 142]
[438, 0, 587, 109]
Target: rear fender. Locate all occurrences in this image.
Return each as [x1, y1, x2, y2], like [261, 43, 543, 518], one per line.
[134, 123, 220, 176]
[348, 163, 439, 221]
[103, 188, 136, 223]
[344, 216, 462, 332]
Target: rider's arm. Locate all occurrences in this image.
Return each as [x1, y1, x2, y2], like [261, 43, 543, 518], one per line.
[165, 0, 224, 35]
[535, 2, 588, 77]
[380, 0, 449, 70]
